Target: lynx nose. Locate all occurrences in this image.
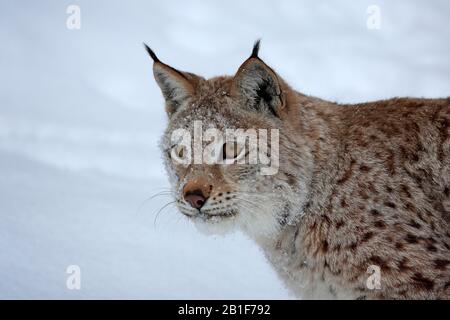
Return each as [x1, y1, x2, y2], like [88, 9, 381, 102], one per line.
[184, 190, 207, 209]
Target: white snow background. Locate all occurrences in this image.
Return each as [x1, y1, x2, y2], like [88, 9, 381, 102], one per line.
[0, 0, 449, 299]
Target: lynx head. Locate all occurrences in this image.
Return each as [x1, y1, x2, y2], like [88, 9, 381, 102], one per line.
[145, 41, 312, 238]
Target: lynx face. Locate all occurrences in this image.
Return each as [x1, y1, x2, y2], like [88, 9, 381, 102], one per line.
[147, 42, 311, 237]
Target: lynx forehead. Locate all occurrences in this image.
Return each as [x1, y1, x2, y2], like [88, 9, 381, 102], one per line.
[145, 41, 450, 299]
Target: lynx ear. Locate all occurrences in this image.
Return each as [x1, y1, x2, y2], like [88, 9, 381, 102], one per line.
[144, 43, 200, 115]
[231, 40, 283, 117]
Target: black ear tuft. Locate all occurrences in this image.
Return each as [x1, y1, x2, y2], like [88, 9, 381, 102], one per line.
[143, 43, 160, 63]
[233, 44, 284, 117]
[250, 39, 261, 58]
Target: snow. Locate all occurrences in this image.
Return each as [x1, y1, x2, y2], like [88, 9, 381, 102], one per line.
[0, 0, 449, 299]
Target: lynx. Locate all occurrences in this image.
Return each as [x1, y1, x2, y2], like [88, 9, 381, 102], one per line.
[145, 41, 450, 299]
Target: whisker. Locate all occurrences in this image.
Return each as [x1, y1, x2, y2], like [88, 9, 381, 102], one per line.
[234, 196, 265, 211]
[153, 201, 177, 227]
[236, 201, 264, 215]
[135, 191, 175, 216]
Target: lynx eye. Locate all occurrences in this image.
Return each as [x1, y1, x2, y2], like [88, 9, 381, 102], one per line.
[222, 142, 244, 160]
[171, 145, 185, 159]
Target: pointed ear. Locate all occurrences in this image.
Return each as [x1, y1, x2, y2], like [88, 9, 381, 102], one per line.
[231, 41, 284, 117]
[144, 44, 201, 115]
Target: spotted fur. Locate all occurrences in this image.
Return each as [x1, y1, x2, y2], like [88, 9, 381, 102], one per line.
[146, 42, 450, 299]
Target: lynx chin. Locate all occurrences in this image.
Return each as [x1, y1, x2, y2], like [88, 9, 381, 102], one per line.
[145, 40, 450, 300]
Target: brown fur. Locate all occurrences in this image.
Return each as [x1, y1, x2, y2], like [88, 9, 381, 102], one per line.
[147, 43, 450, 299]
[285, 96, 450, 299]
